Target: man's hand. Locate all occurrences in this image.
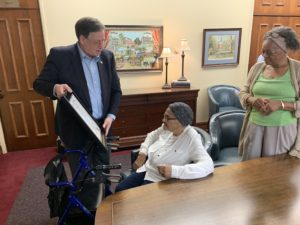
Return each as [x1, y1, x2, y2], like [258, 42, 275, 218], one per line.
[54, 84, 72, 99]
[157, 164, 172, 178]
[133, 153, 147, 170]
[103, 117, 113, 136]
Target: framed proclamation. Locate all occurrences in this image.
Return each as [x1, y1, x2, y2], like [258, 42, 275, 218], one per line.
[62, 92, 105, 146]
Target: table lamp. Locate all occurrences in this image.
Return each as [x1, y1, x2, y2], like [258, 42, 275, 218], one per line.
[178, 39, 190, 81]
[159, 47, 174, 89]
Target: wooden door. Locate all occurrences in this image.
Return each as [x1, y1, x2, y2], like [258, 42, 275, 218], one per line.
[249, 0, 300, 70]
[254, 0, 300, 16]
[248, 17, 290, 69]
[0, 0, 56, 151]
[249, 17, 300, 69]
[289, 18, 300, 61]
[254, 0, 290, 15]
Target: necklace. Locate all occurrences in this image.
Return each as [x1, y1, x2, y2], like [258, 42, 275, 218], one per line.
[264, 64, 289, 79]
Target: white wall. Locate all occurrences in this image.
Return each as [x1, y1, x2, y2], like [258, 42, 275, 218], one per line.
[0, 0, 255, 153]
[39, 0, 254, 121]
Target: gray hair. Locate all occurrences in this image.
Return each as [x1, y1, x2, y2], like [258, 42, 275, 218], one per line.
[169, 102, 194, 127]
[264, 26, 300, 51]
[75, 17, 105, 39]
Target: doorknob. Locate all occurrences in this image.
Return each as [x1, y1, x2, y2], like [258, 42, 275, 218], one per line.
[0, 90, 3, 99]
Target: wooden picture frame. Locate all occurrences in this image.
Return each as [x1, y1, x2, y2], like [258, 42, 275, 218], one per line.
[104, 25, 163, 72]
[202, 28, 242, 67]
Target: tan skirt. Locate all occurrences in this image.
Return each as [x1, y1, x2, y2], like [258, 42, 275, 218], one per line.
[242, 122, 297, 161]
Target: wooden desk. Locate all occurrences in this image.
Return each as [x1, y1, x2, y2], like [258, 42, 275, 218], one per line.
[96, 155, 300, 225]
[112, 87, 199, 149]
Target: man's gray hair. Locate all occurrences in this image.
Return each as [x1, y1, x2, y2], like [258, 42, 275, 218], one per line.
[169, 102, 194, 127]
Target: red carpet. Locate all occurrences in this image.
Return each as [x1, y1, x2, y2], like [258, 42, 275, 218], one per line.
[0, 147, 57, 225]
[0, 147, 131, 225]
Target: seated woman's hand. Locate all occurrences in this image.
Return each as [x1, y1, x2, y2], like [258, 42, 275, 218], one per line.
[157, 164, 172, 178]
[133, 153, 147, 170]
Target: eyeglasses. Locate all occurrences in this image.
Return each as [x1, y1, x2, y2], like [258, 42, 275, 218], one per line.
[262, 49, 280, 57]
[163, 115, 177, 121]
[86, 37, 106, 46]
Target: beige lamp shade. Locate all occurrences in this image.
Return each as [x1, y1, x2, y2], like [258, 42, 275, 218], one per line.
[159, 47, 173, 58]
[179, 39, 190, 52]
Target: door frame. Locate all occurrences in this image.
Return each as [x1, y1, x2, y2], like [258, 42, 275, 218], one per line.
[0, 118, 7, 153]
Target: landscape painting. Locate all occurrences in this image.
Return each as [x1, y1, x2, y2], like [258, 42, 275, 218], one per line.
[202, 28, 242, 67]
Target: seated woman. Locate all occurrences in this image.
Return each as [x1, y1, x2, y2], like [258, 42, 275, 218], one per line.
[115, 102, 214, 192]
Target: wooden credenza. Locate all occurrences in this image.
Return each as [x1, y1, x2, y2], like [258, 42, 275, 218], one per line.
[111, 87, 199, 149]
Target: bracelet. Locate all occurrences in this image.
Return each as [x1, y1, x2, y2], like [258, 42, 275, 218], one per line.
[280, 100, 285, 110]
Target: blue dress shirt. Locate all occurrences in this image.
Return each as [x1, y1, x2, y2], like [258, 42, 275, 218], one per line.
[78, 45, 103, 119]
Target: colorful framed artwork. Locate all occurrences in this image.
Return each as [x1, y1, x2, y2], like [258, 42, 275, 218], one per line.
[202, 28, 242, 67]
[104, 25, 163, 72]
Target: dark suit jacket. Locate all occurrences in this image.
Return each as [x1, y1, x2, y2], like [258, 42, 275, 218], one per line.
[33, 44, 122, 150]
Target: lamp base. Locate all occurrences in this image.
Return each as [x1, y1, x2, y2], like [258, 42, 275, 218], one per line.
[162, 83, 171, 89]
[171, 80, 191, 88]
[177, 76, 188, 81]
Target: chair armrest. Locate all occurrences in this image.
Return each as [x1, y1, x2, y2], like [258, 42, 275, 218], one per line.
[208, 115, 222, 161]
[192, 126, 212, 156]
[208, 96, 220, 118]
[213, 162, 232, 168]
[120, 169, 134, 181]
[120, 149, 144, 181]
[131, 149, 141, 165]
[209, 143, 220, 161]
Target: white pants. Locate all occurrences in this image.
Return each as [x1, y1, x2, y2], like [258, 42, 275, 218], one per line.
[242, 122, 297, 161]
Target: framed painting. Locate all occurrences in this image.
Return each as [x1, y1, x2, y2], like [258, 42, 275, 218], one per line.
[104, 25, 163, 72]
[202, 28, 242, 67]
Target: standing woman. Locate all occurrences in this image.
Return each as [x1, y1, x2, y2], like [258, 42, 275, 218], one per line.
[239, 26, 300, 160]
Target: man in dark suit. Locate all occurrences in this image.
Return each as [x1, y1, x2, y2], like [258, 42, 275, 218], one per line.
[33, 17, 122, 211]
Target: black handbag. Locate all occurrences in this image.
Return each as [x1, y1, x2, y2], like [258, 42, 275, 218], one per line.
[44, 154, 69, 218]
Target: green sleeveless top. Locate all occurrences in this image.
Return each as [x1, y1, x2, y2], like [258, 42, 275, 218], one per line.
[249, 69, 296, 126]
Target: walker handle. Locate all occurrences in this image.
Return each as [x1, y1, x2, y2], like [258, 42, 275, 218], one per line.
[95, 163, 122, 170]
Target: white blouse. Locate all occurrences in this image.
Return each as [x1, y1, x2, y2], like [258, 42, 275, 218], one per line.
[137, 125, 214, 182]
